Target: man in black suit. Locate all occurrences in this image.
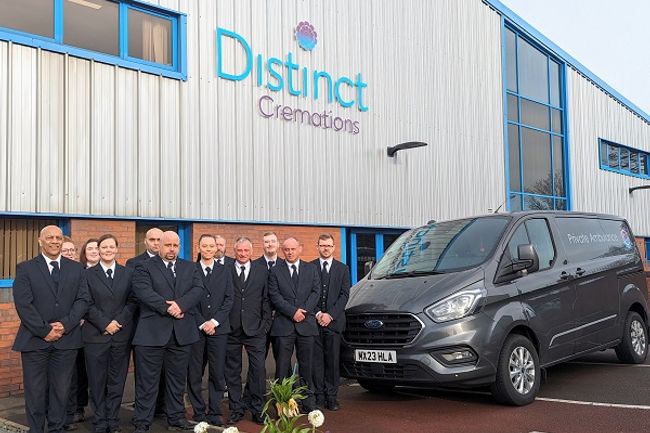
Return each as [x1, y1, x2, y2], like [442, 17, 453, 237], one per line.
[311, 234, 350, 411]
[268, 237, 320, 412]
[84, 234, 138, 433]
[126, 228, 163, 268]
[214, 235, 235, 267]
[12, 225, 90, 433]
[187, 234, 234, 426]
[252, 231, 283, 271]
[131, 231, 205, 432]
[225, 237, 272, 425]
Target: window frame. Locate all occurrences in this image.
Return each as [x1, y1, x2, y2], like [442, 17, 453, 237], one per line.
[598, 138, 650, 179]
[503, 217, 556, 272]
[0, 0, 187, 80]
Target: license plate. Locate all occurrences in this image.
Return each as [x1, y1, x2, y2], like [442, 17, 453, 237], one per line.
[354, 349, 397, 364]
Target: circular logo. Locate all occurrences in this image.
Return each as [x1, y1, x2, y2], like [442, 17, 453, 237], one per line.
[295, 21, 317, 51]
[364, 319, 384, 330]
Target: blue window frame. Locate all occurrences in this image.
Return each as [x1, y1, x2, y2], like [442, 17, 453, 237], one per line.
[599, 138, 650, 179]
[503, 23, 569, 211]
[348, 229, 406, 285]
[0, 0, 187, 80]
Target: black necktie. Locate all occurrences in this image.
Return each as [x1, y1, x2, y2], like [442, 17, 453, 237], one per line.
[106, 268, 113, 286]
[205, 266, 212, 277]
[239, 265, 246, 285]
[267, 260, 274, 270]
[50, 261, 60, 287]
[291, 264, 298, 287]
[167, 261, 175, 279]
[322, 261, 329, 276]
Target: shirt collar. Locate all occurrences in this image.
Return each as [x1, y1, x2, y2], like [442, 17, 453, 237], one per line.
[100, 261, 116, 274]
[287, 259, 301, 271]
[319, 258, 333, 268]
[146, 250, 156, 258]
[162, 258, 176, 268]
[42, 253, 61, 267]
[200, 259, 215, 273]
[236, 260, 250, 271]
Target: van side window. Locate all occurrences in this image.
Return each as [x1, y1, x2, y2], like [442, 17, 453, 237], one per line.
[506, 219, 555, 270]
[556, 217, 637, 262]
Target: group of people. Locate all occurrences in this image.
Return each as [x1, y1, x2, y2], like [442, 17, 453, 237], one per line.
[12, 225, 351, 433]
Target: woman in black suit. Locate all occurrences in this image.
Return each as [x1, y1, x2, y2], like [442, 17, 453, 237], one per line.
[83, 234, 138, 433]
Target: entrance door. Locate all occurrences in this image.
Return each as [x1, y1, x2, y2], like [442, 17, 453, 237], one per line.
[349, 230, 405, 284]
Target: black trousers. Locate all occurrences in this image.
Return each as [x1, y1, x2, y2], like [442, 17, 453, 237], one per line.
[187, 333, 228, 421]
[84, 341, 131, 431]
[274, 334, 316, 410]
[133, 334, 192, 428]
[225, 331, 266, 417]
[312, 327, 342, 403]
[21, 348, 77, 433]
[66, 348, 88, 424]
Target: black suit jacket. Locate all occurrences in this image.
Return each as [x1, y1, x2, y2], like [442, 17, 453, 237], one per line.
[311, 259, 351, 333]
[83, 264, 138, 343]
[131, 256, 205, 346]
[268, 261, 320, 337]
[125, 251, 154, 269]
[12, 255, 90, 351]
[194, 261, 234, 335]
[229, 261, 272, 337]
[252, 256, 285, 270]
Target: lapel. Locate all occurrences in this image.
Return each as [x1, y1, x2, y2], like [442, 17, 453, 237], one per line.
[35, 255, 58, 296]
[93, 264, 114, 293]
[113, 264, 125, 291]
[154, 256, 176, 291]
[57, 258, 73, 298]
[279, 261, 297, 295]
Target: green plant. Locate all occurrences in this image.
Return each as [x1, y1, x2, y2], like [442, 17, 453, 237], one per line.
[261, 375, 325, 433]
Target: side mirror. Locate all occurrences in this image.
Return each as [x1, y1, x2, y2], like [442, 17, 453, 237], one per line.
[514, 244, 539, 274]
[363, 260, 375, 276]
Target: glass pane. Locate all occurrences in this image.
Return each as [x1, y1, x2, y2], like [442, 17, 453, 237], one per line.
[64, 0, 119, 56]
[525, 219, 555, 270]
[128, 8, 172, 65]
[506, 29, 517, 92]
[355, 234, 376, 282]
[555, 199, 567, 210]
[620, 148, 629, 171]
[550, 60, 561, 106]
[631, 152, 639, 174]
[508, 124, 521, 192]
[518, 38, 549, 103]
[522, 127, 552, 195]
[553, 136, 564, 196]
[508, 94, 519, 122]
[551, 108, 562, 133]
[608, 145, 619, 169]
[0, 0, 54, 38]
[507, 224, 529, 260]
[521, 98, 550, 130]
[510, 193, 523, 211]
[523, 195, 553, 211]
[641, 154, 647, 175]
[383, 234, 402, 252]
[600, 140, 608, 167]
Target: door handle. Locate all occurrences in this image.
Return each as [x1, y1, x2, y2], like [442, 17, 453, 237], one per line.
[560, 271, 572, 280]
[575, 267, 586, 277]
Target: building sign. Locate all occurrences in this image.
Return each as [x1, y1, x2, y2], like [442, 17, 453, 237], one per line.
[216, 23, 367, 135]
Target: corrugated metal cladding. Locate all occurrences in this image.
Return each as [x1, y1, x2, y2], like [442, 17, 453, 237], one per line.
[0, 0, 506, 228]
[566, 68, 650, 236]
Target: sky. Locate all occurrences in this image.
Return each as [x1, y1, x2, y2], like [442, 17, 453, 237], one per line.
[498, 0, 650, 116]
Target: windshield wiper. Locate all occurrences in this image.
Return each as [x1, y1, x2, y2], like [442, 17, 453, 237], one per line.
[378, 270, 445, 279]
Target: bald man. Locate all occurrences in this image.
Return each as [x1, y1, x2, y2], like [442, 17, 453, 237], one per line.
[126, 228, 163, 268]
[131, 231, 205, 432]
[12, 225, 90, 433]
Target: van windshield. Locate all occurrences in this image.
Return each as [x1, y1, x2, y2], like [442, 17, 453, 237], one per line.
[372, 217, 510, 279]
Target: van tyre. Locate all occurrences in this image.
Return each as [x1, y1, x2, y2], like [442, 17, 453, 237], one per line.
[491, 334, 540, 406]
[357, 380, 395, 394]
[615, 311, 648, 364]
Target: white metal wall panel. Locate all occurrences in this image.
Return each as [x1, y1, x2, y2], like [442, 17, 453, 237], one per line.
[1, 0, 511, 227]
[65, 57, 91, 214]
[567, 68, 650, 236]
[0, 41, 7, 210]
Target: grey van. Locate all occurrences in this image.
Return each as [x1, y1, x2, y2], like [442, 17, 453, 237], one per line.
[341, 211, 649, 405]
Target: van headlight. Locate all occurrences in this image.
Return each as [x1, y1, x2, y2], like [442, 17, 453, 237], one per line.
[425, 284, 486, 323]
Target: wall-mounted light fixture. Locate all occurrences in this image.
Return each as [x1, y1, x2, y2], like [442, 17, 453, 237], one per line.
[629, 185, 650, 194]
[387, 141, 428, 157]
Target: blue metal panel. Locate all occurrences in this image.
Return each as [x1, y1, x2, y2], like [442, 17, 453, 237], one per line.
[53, 0, 63, 43]
[500, 16, 511, 211]
[375, 233, 384, 262]
[177, 222, 192, 260]
[339, 227, 347, 265]
[350, 233, 358, 285]
[0, 280, 13, 289]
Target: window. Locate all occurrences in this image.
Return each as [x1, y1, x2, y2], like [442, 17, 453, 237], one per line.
[505, 218, 555, 270]
[556, 217, 636, 262]
[0, 217, 58, 283]
[0, 0, 186, 80]
[599, 138, 650, 179]
[504, 26, 567, 211]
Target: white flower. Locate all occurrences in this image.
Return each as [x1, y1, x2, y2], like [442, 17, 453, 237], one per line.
[307, 409, 324, 428]
[193, 421, 209, 433]
[223, 427, 240, 433]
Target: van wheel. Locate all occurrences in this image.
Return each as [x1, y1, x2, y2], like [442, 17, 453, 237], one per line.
[357, 380, 395, 394]
[615, 311, 648, 364]
[491, 334, 540, 406]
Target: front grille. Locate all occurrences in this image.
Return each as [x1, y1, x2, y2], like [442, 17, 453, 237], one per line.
[344, 312, 422, 346]
[342, 361, 423, 379]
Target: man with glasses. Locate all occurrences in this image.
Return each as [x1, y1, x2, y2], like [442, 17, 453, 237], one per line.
[311, 234, 350, 411]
